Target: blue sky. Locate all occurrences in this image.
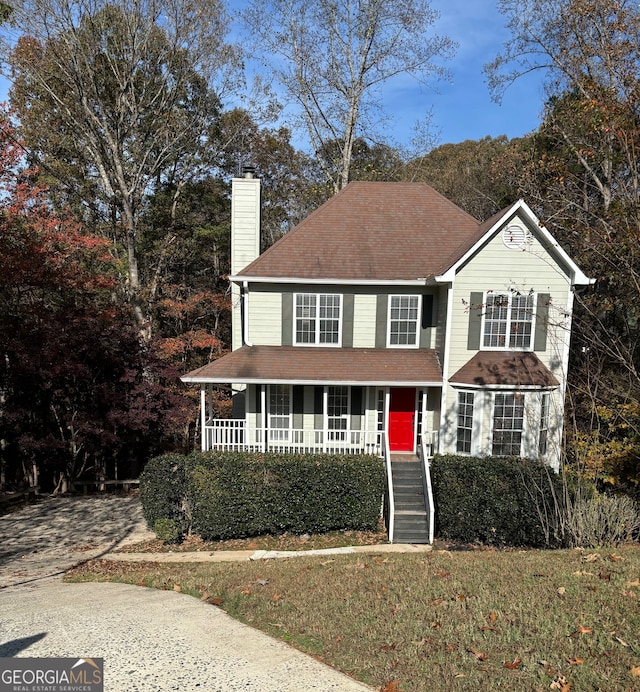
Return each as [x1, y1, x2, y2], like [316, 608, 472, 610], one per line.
[235, 0, 547, 151]
[0, 1, 546, 151]
[380, 0, 547, 147]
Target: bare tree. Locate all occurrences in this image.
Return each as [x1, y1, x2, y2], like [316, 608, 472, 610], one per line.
[485, 0, 640, 215]
[243, 0, 455, 192]
[1, 0, 242, 336]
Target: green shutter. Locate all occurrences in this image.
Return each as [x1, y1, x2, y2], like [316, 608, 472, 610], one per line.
[314, 386, 324, 429]
[342, 294, 354, 347]
[293, 385, 304, 428]
[282, 293, 293, 345]
[375, 294, 387, 348]
[534, 293, 550, 352]
[419, 293, 435, 348]
[467, 292, 484, 350]
[350, 386, 363, 430]
[421, 294, 435, 328]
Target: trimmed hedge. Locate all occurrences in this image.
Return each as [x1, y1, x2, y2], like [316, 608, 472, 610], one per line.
[139, 453, 189, 536]
[141, 451, 385, 541]
[430, 454, 568, 547]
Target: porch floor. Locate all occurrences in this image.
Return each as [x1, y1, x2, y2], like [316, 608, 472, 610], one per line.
[390, 453, 419, 462]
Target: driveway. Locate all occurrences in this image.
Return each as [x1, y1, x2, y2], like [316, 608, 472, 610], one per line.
[0, 495, 155, 588]
[0, 496, 373, 691]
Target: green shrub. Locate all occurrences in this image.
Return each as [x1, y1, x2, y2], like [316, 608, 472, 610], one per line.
[430, 454, 568, 547]
[140, 454, 190, 538]
[153, 517, 181, 544]
[186, 451, 385, 540]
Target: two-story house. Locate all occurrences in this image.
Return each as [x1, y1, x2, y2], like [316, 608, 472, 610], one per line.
[182, 171, 591, 543]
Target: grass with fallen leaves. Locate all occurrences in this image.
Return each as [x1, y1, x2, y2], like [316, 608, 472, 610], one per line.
[66, 546, 640, 691]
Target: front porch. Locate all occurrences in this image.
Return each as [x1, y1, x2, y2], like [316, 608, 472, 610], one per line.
[202, 420, 385, 456]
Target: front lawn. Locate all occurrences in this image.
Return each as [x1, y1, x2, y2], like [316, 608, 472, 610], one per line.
[66, 546, 640, 691]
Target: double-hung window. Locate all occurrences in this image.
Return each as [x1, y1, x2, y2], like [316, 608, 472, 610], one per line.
[295, 293, 341, 345]
[456, 391, 475, 454]
[327, 386, 349, 441]
[268, 384, 291, 441]
[483, 292, 535, 349]
[388, 295, 420, 347]
[492, 392, 525, 456]
[538, 392, 550, 457]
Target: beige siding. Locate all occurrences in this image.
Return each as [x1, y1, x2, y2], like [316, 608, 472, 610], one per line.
[352, 294, 377, 347]
[447, 226, 572, 380]
[247, 291, 282, 345]
[230, 177, 260, 275]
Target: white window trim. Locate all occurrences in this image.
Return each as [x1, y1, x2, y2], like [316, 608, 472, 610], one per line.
[481, 291, 537, 351]
[267, 384, 292, 440]
[386, 294, 421, 348]
[490, 390, 528, 457]
[538, 391, 550, 458]
[293, 293, 343, 347]
[453, 388, 482, 457]
[324, 385, 351, 439]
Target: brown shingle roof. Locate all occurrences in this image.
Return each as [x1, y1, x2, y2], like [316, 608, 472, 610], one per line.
[182, 346, 442, 385]
[449, 351, 559, 388]
[238, 182, 482, 281]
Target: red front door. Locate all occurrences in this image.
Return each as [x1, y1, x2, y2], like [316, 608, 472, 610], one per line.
[388, 387, 416, 452]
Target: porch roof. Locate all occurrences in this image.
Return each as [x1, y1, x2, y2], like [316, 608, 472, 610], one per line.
[182, 345, 443, 386]
[449, 351, 559, 388]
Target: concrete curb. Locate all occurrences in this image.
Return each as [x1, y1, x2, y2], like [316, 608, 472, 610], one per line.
[103, 543, 432, 563]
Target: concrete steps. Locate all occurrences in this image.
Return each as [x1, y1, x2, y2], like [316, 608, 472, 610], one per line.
[391, 461, 430, 544]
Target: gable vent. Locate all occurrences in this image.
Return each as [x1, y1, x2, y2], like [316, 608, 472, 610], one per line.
[502, 223, 530, 249]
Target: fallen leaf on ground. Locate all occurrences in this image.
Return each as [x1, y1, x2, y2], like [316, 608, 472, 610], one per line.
[207, 597, 224, 606]
[569, 625, 593, 636]
[567, 657, 585, 665]
[240, 588, 252, 596]
[467, 647, 487, 661]
[380, 679, 403, 692]
[436, 568, 451, 578]
[614, 635, 630, 647]
[504, 658, 522, 669]
[573, 570, 595, 577]
[429, 598, 444, 605]
[256, 579, 269, 586]
[582, 553, 599, 563]
[630, 665, 640, 677]
[480, 626, 499, 632]
[550, 675, 572, 690]
[271, 593, 282, 602]
[320, 559, 335, 566]
[557, 586, 566, 596]
[173, 584, 181, 592]
[626, 579, 640, 587]
[489, 611, 497, 624]
[380, 642, 397, 652]
[431, 621, 441, 629]
[609, 553, 624, 562]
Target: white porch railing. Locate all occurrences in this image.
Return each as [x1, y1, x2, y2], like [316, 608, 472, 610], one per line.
[202, 420, 385, 456]
[419, 431, 438, 544]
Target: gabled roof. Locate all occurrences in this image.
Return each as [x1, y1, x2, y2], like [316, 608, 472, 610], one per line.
[182, 345, 443, 386]
[236, 181, 481, 282]
[449, 351, 559, 389]
[436, 199, 593, 286]
[233, 182, 592, 286]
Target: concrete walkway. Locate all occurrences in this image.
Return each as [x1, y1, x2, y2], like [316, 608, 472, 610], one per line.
[0, 496, 399, 690]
